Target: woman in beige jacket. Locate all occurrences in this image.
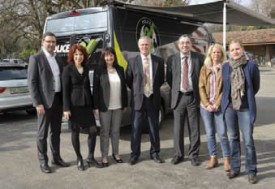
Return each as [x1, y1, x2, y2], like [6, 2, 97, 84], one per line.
[199, 43, 230, 171]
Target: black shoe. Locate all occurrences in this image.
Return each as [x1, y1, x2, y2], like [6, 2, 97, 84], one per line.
[102, 162, 109, 167]
[112, 154, 124, 163]
[52, 158, 70, 167]
[77, 159, 85, 171]
[171, 156, 183, 165]
[190, 157, 200, 166]
[87, 158, 103, 168]
[151, 154, 164, 163]
[227, 171, 240, 179]
[40, 163, 51, 173]
[248, 175, 258, 184]
[129, 156, 138, 165]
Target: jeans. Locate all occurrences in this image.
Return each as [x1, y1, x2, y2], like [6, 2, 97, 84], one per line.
[200, 107, 230, 157]
[224, 107, 257, 176]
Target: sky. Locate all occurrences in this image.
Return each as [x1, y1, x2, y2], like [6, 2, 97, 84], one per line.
[190, 0, 251, 6]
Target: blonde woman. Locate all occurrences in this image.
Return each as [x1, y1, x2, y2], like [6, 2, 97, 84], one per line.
[199, 44, 230, 171]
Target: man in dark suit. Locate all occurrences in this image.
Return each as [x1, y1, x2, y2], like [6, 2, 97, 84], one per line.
[126, 36, 165, 165]
[166, 34, 204, 166]
[28, 32, 69, 173]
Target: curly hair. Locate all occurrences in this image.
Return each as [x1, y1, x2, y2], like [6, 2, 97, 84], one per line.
[100, 47, 119, 68]
[67, 44, 89, 65]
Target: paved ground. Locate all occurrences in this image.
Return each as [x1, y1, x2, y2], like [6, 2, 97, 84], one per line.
[0, 66, 275, 189]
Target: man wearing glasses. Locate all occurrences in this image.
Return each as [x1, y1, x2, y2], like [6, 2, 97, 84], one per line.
[28, 32, 69, 173]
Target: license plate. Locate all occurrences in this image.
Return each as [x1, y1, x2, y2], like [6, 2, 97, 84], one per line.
[10, 87, 29, 94]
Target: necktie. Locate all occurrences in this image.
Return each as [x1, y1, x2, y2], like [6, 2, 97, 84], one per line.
[182, 56, 189, 90]
[144, 57, 150, 96]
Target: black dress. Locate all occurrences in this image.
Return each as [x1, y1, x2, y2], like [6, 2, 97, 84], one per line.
[62, 64, 96, 128]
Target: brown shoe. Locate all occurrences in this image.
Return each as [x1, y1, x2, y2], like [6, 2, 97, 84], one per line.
[206, 156, 218, 169]
[248, 175, 258, 184]
[223, 157, 230, 172]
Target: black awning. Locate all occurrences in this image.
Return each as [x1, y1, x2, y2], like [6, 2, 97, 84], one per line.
[114, 0, 275, 26]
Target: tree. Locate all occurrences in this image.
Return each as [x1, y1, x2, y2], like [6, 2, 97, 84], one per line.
[0, 0, 190, 59]
[251, 0, 275, 17]
[0, 0, 104, 59]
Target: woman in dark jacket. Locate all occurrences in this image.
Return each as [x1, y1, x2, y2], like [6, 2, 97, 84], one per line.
[221, 40, 260, 184]
[62, 44, 102, 170]
[93, 47, 127, 167]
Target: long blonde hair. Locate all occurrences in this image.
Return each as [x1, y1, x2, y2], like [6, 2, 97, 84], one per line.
[204, 43, 226, 67]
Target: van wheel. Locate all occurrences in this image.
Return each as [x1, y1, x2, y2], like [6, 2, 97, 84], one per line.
[158, 106, 164, 128]
[26, 108, 36, 115]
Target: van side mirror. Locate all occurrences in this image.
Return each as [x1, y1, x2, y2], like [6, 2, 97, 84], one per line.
[104, 33, 110, 43]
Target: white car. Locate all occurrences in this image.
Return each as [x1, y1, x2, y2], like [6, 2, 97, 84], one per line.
[0, 63, 35, 114]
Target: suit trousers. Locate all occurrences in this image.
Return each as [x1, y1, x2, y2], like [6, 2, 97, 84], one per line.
[99, 109, 122, 158]
[131, 95, 160, 158]
[37, 93, 63, 164]
[173, 92, 200, 159]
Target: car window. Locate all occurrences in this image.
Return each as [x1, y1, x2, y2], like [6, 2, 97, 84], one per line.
[0, 67, 27, 80]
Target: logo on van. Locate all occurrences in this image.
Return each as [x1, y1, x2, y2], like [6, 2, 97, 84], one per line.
[136, 17, 160, 53]
[78, 37, 102, 55]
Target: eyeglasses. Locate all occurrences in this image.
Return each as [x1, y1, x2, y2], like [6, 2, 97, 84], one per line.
[43, 40, 56, 44]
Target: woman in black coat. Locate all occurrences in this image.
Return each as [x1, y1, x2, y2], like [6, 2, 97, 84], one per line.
[62, 44, 102, 170]
[93, 47, 127, 167]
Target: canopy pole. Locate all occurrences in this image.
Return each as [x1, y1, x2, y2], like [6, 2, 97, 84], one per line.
[223, 1, 227, 50]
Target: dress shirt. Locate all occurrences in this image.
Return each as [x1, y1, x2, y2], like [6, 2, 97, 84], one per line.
[42, 48, 61, 92]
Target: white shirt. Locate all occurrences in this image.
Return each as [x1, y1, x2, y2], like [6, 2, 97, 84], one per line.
[141, 54, 153, 96]
[108, 70, 122, 110]
[180, 52, 193, 92]
[42, 48, 61, 92]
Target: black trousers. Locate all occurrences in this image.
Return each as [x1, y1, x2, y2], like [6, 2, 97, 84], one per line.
[131, 95, 160, 158]
[37, 93, 63, 164]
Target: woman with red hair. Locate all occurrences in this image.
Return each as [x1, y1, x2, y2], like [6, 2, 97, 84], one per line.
[62, 44, 102, 170]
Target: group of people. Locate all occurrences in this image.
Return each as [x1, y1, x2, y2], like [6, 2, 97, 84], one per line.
[28, 32, 260, 184]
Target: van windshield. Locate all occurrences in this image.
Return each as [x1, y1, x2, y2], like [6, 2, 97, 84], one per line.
[45, 11, 108, 34]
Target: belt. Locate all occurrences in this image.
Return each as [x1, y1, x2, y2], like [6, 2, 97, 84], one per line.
[180, 91, 193, 96]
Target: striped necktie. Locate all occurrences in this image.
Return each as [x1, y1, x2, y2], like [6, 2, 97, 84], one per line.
[182, 56, 189, 90]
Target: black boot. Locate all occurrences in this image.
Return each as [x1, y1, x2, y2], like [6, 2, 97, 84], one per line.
[77, 158, 85, 171]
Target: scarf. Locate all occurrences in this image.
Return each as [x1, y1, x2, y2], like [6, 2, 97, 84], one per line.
[229, 55, 247, 110]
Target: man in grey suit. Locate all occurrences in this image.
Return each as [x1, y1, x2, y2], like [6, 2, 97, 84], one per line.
[166, 35, 204, 166]
[126, 36, 165, 165]
[28, 32, 69, 173]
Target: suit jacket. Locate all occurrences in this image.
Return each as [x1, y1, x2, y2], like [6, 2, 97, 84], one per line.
[62, 64, 93, 111]
[28, 50, 63, 109]
[166, 51, 204, 109]
[126, 54, 164, 110]
[221, 60, 260, 124]
[93, 65, 128, 112]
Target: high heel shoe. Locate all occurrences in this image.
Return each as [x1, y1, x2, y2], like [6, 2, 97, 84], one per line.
[77, 159, 85, 171]
[86, 158, 103, 168]
[112, 154, 124, 163]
